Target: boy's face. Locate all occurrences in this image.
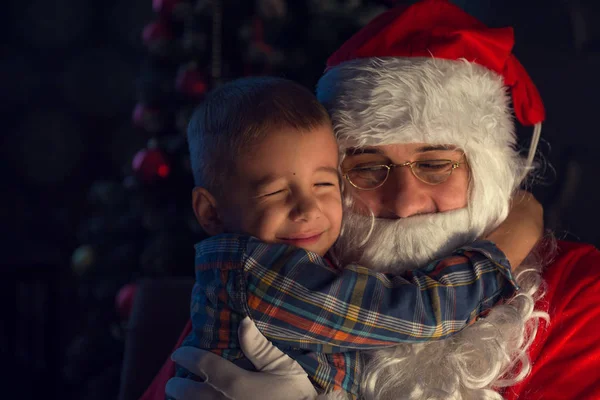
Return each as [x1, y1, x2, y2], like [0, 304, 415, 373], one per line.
[221, 124, 342, 256]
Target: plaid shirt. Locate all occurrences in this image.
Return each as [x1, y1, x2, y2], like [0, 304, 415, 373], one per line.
[180, 234, 517, 398]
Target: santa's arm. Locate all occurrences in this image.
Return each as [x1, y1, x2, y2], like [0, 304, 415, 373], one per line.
[241, 236, 518, 350]
[485, 190, 544, 268]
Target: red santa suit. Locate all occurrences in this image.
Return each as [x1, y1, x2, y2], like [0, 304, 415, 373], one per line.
[503, 241, 600, 400]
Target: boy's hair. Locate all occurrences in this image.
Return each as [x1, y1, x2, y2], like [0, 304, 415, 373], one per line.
[187, 76, 331, 197]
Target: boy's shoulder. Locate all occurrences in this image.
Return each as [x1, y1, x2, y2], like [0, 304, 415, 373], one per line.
[194, 234, 251, 269]
[195, 233, 251, 249]
[194, 234, 290, 274]
[194, 233, 292, 260]
[195, 234, 336, 271]
[195, 233, 279, 254]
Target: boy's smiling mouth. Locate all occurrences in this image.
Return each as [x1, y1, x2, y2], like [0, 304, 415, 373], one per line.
[278, 231, 324, 246]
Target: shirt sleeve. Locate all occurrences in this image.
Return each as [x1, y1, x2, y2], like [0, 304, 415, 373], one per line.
[238, 236, 518, 352]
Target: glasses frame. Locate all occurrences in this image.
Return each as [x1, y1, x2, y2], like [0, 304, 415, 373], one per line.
[344, 157, 466, 191]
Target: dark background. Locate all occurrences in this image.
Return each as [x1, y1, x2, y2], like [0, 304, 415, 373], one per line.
[2, 0, 599, 398]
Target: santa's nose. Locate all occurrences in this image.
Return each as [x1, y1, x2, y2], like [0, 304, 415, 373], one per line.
[383, 167, 436, 218]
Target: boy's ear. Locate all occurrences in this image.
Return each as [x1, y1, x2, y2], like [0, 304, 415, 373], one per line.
[192, 187, 224, 236]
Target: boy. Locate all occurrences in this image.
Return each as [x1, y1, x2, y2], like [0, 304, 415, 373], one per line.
[176, 76, 540, 398]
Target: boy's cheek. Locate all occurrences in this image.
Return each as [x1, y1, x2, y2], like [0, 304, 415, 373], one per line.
[239, 208, 282, 242]
[326, 190, 344, 213]
[322, 195, 343, 235]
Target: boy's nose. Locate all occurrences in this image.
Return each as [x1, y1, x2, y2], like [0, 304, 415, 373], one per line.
[290, 194, 321, 222]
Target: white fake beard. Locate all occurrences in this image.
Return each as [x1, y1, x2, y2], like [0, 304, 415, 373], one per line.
[331, 207, 548, 400]
[333, 208, 476, 273]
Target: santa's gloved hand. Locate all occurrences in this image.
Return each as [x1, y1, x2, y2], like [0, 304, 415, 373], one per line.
[165, 317, 317, 400]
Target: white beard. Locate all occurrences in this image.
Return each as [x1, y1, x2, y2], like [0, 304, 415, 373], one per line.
[331, 208, 549, 400]
[333, 208, 476, 274]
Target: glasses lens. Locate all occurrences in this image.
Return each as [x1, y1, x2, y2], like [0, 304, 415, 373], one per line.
[347, 166, 389, 189]
[413, 160, 454, 184]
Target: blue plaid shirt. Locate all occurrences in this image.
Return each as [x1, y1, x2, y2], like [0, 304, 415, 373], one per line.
[178, 235, 517, 398]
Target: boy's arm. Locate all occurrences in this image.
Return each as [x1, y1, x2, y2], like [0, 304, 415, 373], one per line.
[229, 236, 518, 351]
[485, 190, 544, 268]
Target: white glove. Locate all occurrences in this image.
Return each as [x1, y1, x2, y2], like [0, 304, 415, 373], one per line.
[165, 317, 318, 400]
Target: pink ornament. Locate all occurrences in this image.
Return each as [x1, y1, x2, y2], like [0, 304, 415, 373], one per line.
[115, 283, 138, 320]
[132, 148, 171, 183]
[175, 63, 207, 98]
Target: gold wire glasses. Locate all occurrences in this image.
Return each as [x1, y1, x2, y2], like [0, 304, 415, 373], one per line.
[344, 158, 465, 190]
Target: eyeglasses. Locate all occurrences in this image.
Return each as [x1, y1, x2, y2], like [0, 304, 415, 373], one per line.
[344, 158, 465, 190]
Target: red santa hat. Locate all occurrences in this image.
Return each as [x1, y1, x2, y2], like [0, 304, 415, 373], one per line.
[317, 0, 544, 235]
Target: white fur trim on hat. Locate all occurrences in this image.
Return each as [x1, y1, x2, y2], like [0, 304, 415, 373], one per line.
[317, 57, 528, 238]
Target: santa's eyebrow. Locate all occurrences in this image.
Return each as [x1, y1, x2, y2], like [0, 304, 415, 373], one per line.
[414, 144, 459, 153]
[345, 145, 459, 155]
[345, 147, 383, 155]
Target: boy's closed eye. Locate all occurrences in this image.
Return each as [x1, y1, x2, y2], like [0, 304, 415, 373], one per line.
[263, 189, 286, 197]
[262, 184, 334, 197]
[260, 181, 337, 197]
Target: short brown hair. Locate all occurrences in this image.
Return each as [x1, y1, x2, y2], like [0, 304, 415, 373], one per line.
[187, 77, 331, 196]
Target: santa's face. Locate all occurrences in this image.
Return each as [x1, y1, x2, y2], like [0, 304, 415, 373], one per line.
[335, 142, 475, 272]
[341, 142, 469, 218]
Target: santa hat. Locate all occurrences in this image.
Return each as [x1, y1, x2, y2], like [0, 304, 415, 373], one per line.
[316, 0, 544, 236]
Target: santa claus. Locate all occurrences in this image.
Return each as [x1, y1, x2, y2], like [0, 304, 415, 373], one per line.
[144, 1, 600, 399]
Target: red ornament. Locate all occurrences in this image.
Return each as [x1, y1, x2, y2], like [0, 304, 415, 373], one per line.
[142, 20, 173, 55]
[175, 62, 208, 98]
[132, 103, 165, 134]
[115, 283, 138, 320]
[132, 147, 171, 183]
